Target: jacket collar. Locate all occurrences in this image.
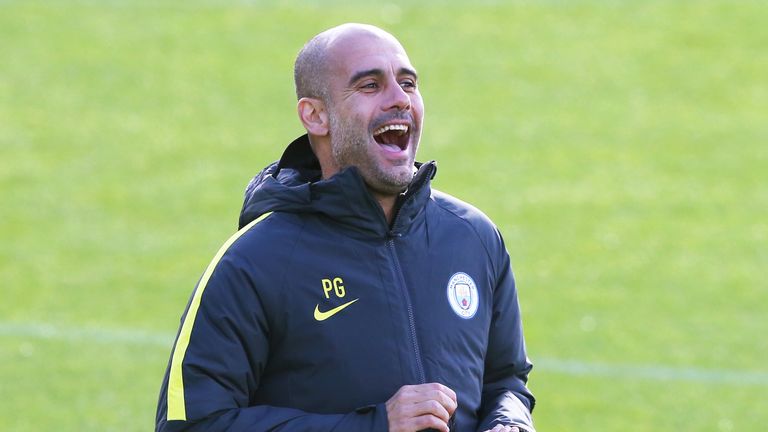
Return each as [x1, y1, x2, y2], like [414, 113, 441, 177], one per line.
[240, 134, 436, 238]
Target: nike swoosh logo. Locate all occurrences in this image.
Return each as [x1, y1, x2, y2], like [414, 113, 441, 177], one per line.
[313, 298, 359, 321]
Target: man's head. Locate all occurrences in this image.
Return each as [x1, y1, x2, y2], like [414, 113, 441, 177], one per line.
[294, 23, 424, 197]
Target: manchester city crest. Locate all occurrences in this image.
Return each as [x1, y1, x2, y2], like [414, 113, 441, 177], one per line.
[446, 272, 479, 319]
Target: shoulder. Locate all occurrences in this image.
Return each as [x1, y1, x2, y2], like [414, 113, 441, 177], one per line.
[197, 211, 306, 305]
[428, 189, 507, 258]
[211, 211, 307, 275]
[429, 189, 501, 238]
[236, 211, 303, 243]
[428, 189, 515, 287]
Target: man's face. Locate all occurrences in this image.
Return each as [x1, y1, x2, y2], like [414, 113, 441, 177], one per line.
[324, 33, 424, 196]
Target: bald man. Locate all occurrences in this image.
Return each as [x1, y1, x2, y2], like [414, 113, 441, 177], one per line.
[156, 24, 535, 432]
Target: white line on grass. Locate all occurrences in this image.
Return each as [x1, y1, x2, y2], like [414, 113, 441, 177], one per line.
[535, 357, 768, 387]
[2, 321, 768, 386]
[0, 321, 173, 347]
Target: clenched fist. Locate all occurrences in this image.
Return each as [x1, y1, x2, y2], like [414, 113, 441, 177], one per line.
[385, 383, 457, 432]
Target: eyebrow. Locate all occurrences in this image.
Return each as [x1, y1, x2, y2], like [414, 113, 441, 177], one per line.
[347, 67, 419, 86]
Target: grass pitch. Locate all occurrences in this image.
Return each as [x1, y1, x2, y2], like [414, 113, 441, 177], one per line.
[1, 1, 767, 431]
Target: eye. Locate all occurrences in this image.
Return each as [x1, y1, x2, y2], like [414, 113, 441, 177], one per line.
[400, 79, 417, 90]
[360, 81, 379, 91]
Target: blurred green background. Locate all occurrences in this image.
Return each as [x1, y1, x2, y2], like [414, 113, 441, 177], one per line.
[1, 1, 766, 431]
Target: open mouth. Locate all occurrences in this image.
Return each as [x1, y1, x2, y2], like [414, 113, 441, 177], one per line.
[372, 124, 410, 153]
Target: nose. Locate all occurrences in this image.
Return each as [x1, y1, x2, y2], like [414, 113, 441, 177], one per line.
[383, 79, 411, 112]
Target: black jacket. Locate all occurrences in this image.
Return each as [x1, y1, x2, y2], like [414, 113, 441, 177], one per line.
[156, 135, 535, 431]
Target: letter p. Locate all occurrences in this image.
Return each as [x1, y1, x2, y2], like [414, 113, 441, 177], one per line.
[321, 279, 333, 299]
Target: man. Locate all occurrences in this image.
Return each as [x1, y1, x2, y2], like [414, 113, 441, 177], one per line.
[156, 23, 535, 432]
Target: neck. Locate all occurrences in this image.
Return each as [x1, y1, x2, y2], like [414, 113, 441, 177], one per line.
[371, 191, 398, 225]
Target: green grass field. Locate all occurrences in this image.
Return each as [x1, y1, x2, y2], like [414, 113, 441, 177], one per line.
[2, 1, 767, 430]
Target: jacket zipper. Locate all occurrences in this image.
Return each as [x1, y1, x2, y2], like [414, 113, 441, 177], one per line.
[387, 236, 426, 384]
[383, 163, 434, 384]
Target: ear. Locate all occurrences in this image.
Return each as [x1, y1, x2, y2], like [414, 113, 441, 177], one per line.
[297, 97, 329, 136]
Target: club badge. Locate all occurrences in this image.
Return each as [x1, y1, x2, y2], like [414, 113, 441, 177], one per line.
[447, 272, 479, 319]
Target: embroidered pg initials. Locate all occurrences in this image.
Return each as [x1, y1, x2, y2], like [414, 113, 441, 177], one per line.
[321, 277, 345, 299]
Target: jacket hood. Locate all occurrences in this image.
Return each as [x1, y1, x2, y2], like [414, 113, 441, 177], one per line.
[238, 134, 436, 237]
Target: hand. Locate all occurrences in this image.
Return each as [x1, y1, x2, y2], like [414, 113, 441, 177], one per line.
[483, 425, 522, 432]
[385, 383, 457, 432]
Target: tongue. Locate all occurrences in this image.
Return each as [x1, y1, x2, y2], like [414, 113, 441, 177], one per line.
[380, 143, 401, 153]
[375, 129, 405, 153]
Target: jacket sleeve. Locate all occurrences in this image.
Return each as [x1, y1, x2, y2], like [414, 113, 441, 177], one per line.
[155, 250, 389, 432]
[475, 234, 536, 432]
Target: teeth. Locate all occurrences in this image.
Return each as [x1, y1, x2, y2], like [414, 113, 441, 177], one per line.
[373, 124, 409, 136]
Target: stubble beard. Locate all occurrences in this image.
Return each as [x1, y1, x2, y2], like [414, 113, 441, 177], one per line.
[329, 111, 415, 196]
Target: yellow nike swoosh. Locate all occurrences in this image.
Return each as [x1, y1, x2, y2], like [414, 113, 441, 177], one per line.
[313, 298, 359, 321]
